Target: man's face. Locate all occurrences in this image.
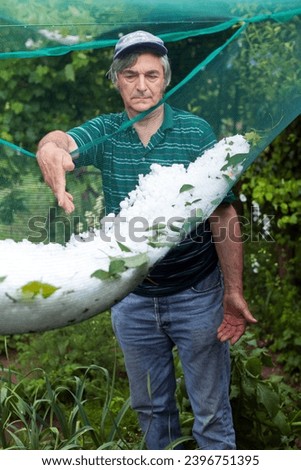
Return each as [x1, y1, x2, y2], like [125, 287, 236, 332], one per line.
[116, 53, 166, 117]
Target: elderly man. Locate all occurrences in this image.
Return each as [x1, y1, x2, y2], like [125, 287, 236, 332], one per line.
[37, 31, 257, 450]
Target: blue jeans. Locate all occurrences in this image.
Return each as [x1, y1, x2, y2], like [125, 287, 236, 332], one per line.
[111, 266, 236, 450]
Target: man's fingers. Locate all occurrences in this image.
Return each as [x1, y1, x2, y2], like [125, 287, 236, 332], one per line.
[217, 321, 234, 342]
[36, 136, 77, 214]
[217, 314, 247, 344]
[58, 193, 75, 214]
[65, 191, 74, 202]
[41, 153, 74, 213]
[53, 165, 67, 202]
[218, 324, 245, 344]
[243, 310, 258, 324]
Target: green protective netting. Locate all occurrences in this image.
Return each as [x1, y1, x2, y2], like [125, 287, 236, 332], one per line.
[0, 0, 300, 333]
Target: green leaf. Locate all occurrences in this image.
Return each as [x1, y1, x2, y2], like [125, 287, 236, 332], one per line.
[124, 253, 148, 269]
[185, 198, 202, 207]
[11, 101, 24, 114]
[244, 131, 262, 146]
[0, 385, 8, 404]
[241, 377, 256, 398]
[179, 184, 195, 193]
[220, 153, 247, 171]
[91, 254, 148, 281]
[245, 357, 262, 377]
[210, 197, 223, 206]
[91, 269, 112, 281]
[108, 259, 126, 276]
[147, 222, 166, 232]
[265, 192, 273, 201]
[21, 281, 59, 300]
[256, 382, 279, 418]
[294, 337, 301, 347]
[193, 208, 204, 219]
[261, 352, 274, 368]
[116, 241, 132, 252]
[181, 212, 204, 234]
[64, 63, 75, 82]
[222, 174, 232, 183]
[272, 410, 291, 435]
[91, 258, 127, 281]
[0, 276, 7, 283]
[147, 241, 175, 248]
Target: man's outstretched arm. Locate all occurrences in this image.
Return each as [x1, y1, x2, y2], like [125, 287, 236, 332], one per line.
[209, 204, 257, 345]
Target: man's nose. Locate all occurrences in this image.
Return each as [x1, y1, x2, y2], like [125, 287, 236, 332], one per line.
[136, 74, 147, 91]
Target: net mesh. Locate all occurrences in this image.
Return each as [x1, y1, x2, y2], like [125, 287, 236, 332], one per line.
[1, 1, 300, 241]
[0, 1, 300, 331]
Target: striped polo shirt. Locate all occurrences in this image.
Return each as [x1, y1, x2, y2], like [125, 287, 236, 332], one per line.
[68, 104, 234, 296]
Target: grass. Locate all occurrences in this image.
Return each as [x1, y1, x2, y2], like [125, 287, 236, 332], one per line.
[0, 364, 140, 450]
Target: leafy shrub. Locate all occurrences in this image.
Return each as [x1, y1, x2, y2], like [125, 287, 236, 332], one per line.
[242, 239, 301, 382]
[230, 333, 301, 450]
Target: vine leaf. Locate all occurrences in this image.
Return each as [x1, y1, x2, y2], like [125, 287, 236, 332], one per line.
[148, 240, 175, 248]
[91, 269, 114, 281]
[116, 241, 132, 252]
[91, 253, 148, 281]
[185, 198, 202, 207]
[147, 222, 166, 232]
[220, 153, 247, 171]
[123, 253, 148, 269]
[21, 281, 60, 300]
[181, 209, 204, 235]
[210, 197, 223, 206]
[179, 184, 195, 193]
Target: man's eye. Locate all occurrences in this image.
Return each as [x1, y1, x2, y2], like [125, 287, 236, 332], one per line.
[147, 74, 159, 80]
[123, 72, 137, 80]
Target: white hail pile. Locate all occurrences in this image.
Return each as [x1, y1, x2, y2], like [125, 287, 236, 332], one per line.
[0, 134, 249, 334]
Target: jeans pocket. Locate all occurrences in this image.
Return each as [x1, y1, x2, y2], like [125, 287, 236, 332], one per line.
[190, 266, 222, 294]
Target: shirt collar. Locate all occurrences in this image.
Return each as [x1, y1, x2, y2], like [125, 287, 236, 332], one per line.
[122, 103, 174, 132]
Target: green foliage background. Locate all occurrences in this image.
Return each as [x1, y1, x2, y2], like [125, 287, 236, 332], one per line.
[0, 16, 300, 449]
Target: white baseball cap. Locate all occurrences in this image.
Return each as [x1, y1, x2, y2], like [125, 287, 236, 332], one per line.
[114, 30, 168, 59]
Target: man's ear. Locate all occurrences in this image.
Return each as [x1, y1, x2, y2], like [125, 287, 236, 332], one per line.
[114, 77, 121, 92]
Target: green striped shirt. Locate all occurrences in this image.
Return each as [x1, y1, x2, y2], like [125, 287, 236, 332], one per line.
[68, 104, 222, 214]
[68, 104, 234, 295]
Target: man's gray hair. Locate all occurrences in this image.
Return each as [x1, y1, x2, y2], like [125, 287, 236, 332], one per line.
[107, 50, 171, 88]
